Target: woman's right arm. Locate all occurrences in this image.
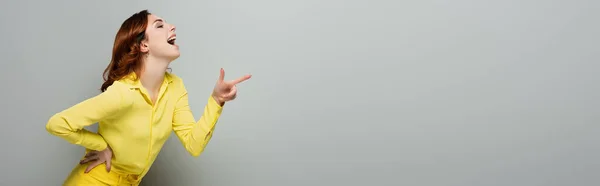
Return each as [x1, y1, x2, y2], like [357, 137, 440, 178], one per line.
[46, 83, 130, 151]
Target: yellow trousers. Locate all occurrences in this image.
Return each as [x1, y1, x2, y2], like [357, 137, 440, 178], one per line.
[62, 163, 142, 186]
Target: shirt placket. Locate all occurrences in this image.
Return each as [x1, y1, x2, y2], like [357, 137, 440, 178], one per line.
[137, 80, 170, 176]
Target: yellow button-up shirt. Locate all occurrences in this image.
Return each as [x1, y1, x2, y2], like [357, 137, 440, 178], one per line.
[45, 72, 222, 178]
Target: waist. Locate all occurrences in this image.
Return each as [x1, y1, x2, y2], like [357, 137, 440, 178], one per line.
[95, 126, 169, 176]
[71, 163, 143, 185]
[111, 168, 143, 184]
[99, 138, 166, 174]
[82, 148, 160, 177]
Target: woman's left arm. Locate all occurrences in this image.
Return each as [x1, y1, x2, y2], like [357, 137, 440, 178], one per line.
[172, 68, 251, 157]
[172, 88, 223, 157]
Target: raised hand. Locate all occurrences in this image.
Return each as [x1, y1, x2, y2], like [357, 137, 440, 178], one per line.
[212, 68, 251, 105]
[80, 146, 113, 173]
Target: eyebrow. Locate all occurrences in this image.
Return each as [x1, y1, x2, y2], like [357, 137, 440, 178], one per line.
[153, 19, 164, 24]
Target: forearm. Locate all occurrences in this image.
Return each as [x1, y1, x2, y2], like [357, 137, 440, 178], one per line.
[46, 113, 108, 151]
[175, 96, 223, 156]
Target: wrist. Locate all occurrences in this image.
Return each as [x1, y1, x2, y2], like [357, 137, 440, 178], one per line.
[212, 94, 225, 106]
[103, 145, 112, 152]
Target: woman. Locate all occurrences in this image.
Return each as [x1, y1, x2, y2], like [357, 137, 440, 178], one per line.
[45, 9, 251, 185]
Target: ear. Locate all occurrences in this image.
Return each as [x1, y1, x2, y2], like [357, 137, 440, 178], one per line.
[140, 41, 149, 53]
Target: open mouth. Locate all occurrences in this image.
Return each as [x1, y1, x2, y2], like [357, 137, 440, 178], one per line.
[167, 36, 176, 45]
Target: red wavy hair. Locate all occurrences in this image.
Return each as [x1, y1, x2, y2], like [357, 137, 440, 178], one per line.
[100, 10, 151, 92]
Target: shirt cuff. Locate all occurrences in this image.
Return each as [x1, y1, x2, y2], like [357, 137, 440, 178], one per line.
[207, 95, 224, 111]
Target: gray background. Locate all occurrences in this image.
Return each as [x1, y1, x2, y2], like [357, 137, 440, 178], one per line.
[1, 0, 598, 185]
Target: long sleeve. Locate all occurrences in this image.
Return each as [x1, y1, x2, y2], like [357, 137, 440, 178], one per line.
[46, 84, 129, 151]
[172, 84, 223, 157]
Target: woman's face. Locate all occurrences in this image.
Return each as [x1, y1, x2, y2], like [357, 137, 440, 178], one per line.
[141, 14, 180, 62]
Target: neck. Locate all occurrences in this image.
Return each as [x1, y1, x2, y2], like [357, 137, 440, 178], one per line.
[139, 56, 170, 93]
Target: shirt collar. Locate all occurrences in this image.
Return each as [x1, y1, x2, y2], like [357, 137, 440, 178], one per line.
[119, 71, 173, 89]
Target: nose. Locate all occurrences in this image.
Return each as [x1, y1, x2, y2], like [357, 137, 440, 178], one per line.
[170, 24, 176, 32]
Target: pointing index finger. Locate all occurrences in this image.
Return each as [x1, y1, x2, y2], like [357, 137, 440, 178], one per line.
[231, 74, 252, 85]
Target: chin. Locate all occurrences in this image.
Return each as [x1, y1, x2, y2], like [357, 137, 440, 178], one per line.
[168, 53, 180, 62]
[168, 56, 180, 62]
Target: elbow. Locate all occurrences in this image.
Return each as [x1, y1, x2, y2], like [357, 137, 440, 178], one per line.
[45, 113, 64, 135]
[188, 142, 209, 157]
[190, 148, 205, 157]
[183, 132, 214, 157]
[191, 152, 201, 157]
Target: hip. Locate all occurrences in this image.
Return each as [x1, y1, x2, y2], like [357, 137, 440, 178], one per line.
[62, 163, 142, 186]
